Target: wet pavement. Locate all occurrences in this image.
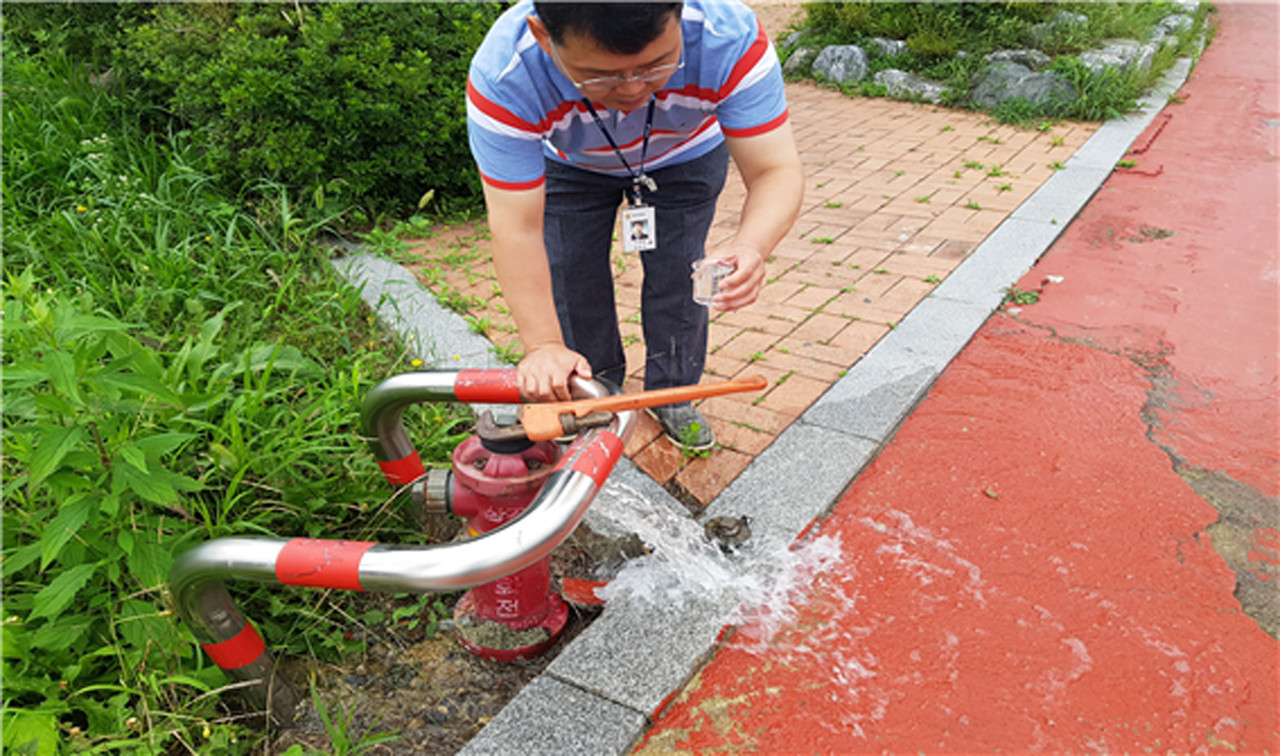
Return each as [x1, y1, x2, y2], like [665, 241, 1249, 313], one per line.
[333, 3, 1277, 753]
[635, 3, 1278, 753]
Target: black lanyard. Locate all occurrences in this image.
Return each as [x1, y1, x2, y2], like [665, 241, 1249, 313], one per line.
[583, 96, 657, 205]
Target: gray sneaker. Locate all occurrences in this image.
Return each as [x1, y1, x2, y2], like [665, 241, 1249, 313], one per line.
[648, 403, 715, 451]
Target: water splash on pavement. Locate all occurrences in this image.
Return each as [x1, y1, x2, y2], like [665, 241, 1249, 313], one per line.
[587, 482, 844, 647]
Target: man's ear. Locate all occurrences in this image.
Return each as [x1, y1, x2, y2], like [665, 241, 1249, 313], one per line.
[527, 15, 553, 55]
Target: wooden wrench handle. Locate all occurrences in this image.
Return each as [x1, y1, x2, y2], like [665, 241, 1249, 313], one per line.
[519, 375, 768, 442]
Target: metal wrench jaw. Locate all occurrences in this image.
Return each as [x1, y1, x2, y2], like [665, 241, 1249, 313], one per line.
[475, 409, 615, 447]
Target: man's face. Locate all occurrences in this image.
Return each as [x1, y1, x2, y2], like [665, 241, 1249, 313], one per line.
[534, 14, 682, 113]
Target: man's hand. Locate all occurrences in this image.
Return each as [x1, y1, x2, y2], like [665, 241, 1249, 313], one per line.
[706, 246, 766, 311]
[518, 343, 593, 402]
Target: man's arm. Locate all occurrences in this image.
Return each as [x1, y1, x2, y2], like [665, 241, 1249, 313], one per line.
[482, 182, 592, 401]
[716, 120, 804, 310]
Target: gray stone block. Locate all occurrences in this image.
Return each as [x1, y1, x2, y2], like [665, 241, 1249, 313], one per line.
[1010, 165, 1112, 224]
[1080, 39, 1156, 76]
[331, 254, 501, 369]
[812, 45, 869, 85]
[1065, 123, 1143, 170]
[888, 295, 993, 368]
[1140, 56, 1193, 110]
[930, 218, 1066, 310]
[874, 69, 946, 104]
[705, 422, 878, 539]
[870, 37, 906, 57]
[802, 357, 936, 444]
[1160, 13, 1194, 34]
[983, 49, 1051, 71]
[782, 47, 818, 77]
[546, 589, 741, 715]
[800, 295, 991, 443]
[971, 62, 1076, 109]
[460, 676, 645, 756]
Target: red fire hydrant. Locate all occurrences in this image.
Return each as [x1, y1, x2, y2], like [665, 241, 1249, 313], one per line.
[436, 430, 568, 661]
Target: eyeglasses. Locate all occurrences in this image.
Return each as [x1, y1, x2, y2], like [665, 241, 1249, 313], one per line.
[549, 40, 684, 95]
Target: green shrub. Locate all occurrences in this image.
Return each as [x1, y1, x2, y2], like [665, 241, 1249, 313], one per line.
[804, 1, 1051, 59]
[0, 2, 151, 70]
[123, 2, 503, 218]
[3, 44, 473, 754]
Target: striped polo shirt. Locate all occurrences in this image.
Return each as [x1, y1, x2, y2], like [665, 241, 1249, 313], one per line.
[466, 0, 788, 191]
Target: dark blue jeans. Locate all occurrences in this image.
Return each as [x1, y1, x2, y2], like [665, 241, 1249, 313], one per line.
[543, 141, 730, 392]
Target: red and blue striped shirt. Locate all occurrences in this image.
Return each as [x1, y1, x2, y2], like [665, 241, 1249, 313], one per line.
[466, 0, 789, 191]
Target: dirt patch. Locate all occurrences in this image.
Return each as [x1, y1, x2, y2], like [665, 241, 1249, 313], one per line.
[269, 523, 645, 754]
[1181, 468, 1280, 639]
[271, 608, 597, 755]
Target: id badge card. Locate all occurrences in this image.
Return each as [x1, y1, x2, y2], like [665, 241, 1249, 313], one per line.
[622, 204, 657, 253]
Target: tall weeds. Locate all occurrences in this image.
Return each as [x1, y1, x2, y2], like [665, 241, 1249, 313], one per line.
[3, 44, 469, 754]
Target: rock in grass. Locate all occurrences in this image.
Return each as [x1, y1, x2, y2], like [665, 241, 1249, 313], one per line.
[874, 70, 946, 104]
[812, 45, 869, 86]
[971, 61, 1076, 109]
[984, 49, 1051, 71]
[870, 38, 907, 58]
[783, 47, 819, 77]
[1079, 39, 1157, 76]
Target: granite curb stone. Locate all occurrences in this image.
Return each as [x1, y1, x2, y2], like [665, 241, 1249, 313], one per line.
[702, 423, 880, 537]
[332, 50, 1198, 756]
[1009, 165, 1114, 225]
[801, 295, 994, 442]
[330, 254, 502, 370]
[928, 217, 1072, 311]
[456, 676, 646, 756]
[544, 590, 744, 717]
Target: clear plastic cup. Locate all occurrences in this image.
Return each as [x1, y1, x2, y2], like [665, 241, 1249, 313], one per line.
[692, 258, 734, 306]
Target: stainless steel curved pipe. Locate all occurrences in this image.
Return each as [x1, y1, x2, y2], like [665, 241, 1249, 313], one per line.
[168, 371, 634, 720]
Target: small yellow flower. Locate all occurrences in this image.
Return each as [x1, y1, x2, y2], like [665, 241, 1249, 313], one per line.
[203, 725, 211, 739]
[410, 358, 423, 368]
[76, 205, 87, 212]
[368, 341, 375, 348]
[204, 236, 212, 243]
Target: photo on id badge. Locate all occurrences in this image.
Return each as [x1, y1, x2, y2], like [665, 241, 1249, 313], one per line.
[623, 205, 656, 253]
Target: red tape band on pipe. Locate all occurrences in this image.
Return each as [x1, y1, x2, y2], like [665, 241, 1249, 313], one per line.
[378, 452, 425, 486]
[202, 620, 266, 671]
[276, 538, 375, 591]
[567, 431, 624, 486]
[455, 369, 522, 403]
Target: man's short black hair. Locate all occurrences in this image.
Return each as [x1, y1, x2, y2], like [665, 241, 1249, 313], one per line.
[534, 2, 683, 55]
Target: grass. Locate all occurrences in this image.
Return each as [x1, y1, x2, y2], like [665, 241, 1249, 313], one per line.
[1003, 286, 1043, 306]
[790, 1, 1211, 124]
[2, 44, 472, 754]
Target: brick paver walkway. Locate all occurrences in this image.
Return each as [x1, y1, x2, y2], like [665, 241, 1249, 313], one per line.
[399, 9, 1097, 511]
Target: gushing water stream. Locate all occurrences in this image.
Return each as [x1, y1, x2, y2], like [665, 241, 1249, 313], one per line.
[585, 482, 844, 649]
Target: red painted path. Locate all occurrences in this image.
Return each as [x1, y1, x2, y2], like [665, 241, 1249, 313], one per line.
[637, 4, 1278, 754]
